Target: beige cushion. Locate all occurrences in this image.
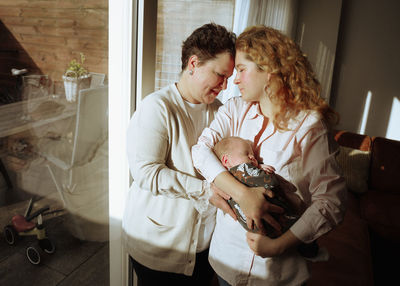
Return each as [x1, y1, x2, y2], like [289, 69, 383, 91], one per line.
[336, 146, 370, 194]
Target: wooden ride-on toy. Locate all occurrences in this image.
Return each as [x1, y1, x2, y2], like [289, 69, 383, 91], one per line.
[3, 198, 55, 265]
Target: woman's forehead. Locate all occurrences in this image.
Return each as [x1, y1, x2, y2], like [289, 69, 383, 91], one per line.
[235, 51, 252, 65]
[207, 53, 234, 74]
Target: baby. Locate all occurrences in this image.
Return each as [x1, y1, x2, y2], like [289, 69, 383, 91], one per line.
[214, 136, 319, 258]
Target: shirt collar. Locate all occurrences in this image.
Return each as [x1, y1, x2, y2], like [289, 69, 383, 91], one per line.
[246, 101, 313, 130]
[246, 102, 263, 120]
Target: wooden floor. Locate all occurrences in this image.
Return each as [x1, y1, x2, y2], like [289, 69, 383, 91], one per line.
[0, 214, 109, 286]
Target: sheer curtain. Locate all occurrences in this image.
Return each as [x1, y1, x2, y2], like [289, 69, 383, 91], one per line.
[247, 0, 297, 37]
[219, 0, 298, 103]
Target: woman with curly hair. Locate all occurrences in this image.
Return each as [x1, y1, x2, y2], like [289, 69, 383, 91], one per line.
[192, 25, 347, 285]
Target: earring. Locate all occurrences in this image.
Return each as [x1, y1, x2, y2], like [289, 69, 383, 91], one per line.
[189, 70, 193, 75]
[264, 84, 272, 99]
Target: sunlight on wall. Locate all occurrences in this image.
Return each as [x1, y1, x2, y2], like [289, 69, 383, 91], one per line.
[359, 91, 372, 134]
[386, 97, 400, 140]
[298, 22, 305, 48]
[315, 41, 335, 102]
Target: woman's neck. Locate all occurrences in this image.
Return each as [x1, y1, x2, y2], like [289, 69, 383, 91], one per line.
[259, 95, 275, 119]
[176, 76, 197, 104]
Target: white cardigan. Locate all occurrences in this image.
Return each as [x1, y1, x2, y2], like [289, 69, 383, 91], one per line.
[122, 84, 221, 275]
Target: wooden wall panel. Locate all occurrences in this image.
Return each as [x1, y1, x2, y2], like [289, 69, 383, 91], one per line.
[0, 0, 108, 101]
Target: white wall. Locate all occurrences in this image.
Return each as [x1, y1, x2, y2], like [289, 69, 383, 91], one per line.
[331, 0, 400, 139]
[295, 0, 342, 102]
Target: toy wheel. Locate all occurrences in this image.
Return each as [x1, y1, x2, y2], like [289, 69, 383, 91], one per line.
[4, 225, 17, 245]
[39, 238, 55, 254]
[26, 246, 41, 265]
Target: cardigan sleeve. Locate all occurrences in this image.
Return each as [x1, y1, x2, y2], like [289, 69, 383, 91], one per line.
[192, 99, 236, 182]
[127, 93, 204, 201]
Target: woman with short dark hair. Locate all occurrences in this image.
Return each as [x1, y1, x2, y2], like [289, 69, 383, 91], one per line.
[122, 23, 236, 286]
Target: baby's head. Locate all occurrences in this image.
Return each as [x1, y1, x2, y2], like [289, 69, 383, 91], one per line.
[214, 136, 258, 169]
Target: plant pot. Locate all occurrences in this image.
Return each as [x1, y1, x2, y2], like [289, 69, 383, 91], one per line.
[62, 74, 91, 102]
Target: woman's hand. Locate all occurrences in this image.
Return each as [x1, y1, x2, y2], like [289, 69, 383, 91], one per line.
[238, 186, 284, 235]
[209, 183, 237, 221]
[246, 230, 300, 258]
[213, 171, 283, 233]
[246, 232, 282, 257]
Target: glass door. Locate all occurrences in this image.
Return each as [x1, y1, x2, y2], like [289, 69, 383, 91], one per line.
[0, 1, 112, 285]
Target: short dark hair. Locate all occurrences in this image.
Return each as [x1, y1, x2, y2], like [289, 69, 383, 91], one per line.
[181, 23, 236, 71]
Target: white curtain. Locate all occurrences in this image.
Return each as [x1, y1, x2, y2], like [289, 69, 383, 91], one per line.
[219, 0, 298, 103]
[247, 0, 298, 37]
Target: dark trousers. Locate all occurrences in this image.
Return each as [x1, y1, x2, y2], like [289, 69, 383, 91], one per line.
[217, 275, 231, 286]
[130, 249, 215, 286]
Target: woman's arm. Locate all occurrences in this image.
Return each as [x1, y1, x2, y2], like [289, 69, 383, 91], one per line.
[192, 99, 284, 233]
[214, 172, 283, 232]
[245, 122, 347, 257]
[246, 229, 300, 257]
[289, 125, 347, 243]
[128, 94, 204, 201]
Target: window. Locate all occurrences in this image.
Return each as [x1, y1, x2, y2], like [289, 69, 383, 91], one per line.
[155, 0, 235, 90]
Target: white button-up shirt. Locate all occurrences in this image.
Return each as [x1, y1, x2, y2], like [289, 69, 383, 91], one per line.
[192, 96, 347, 285]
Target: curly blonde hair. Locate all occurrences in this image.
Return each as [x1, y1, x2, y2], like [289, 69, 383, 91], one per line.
[236, 25, 338, 130]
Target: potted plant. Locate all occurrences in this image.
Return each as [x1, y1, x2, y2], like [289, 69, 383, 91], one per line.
[62, 53, 91, 102]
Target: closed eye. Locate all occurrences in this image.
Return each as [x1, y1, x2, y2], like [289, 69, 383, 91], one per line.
[216, 72, 225, 78]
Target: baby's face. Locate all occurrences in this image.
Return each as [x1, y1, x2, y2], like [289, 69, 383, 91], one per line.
[227, 139, 258, 168]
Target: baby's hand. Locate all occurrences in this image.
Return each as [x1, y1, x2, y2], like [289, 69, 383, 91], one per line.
[260, 164, 275, 174]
